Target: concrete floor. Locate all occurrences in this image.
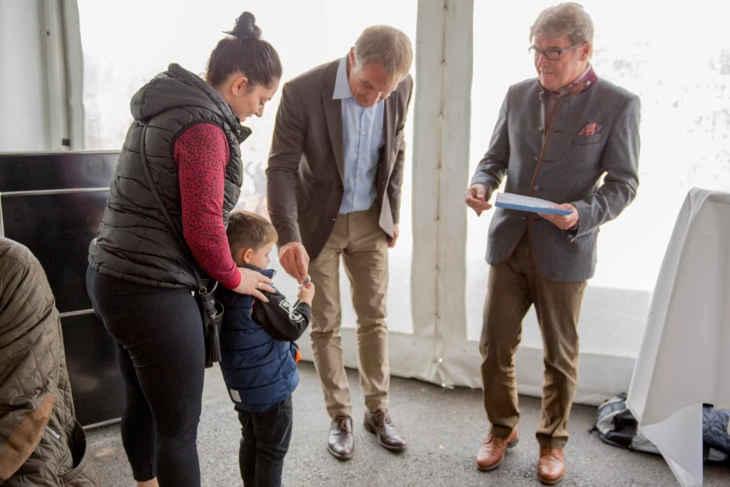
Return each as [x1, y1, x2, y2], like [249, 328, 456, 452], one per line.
[87, 362, 730, 486]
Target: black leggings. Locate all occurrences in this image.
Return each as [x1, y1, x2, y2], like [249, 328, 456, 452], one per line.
[86, 267, 205, 486]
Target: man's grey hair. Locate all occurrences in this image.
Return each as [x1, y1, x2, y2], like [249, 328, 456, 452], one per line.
[530, 2, 594, 48]
[354, 25, 413, 82]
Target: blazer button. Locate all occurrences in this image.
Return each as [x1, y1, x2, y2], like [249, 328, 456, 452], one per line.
[533, 185, 541, 191]
[520, 216, 527, 221]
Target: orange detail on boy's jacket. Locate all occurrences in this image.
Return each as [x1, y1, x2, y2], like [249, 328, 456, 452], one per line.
[578, 122, 601, 136]
[294, 346, 301, 363]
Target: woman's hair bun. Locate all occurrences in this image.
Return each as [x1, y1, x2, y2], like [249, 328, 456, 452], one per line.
[226, 12, 262, 39]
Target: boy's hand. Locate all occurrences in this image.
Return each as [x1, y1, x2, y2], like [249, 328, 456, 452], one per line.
[298, 282, 315, 306]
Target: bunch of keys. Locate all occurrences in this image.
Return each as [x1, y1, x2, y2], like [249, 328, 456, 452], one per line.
[290, 275, 311, 310]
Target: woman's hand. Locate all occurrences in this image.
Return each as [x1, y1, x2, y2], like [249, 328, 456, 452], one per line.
[233, 267, 274, 301]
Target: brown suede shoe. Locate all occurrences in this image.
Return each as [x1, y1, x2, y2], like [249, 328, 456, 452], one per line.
[364, 409, 407, 451]
[327, 416, 355, 460]
[475, 428, 519, 471]
[537, 447, 565, 485]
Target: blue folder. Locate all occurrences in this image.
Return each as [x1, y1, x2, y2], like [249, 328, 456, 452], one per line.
[494, 193, 572, 216]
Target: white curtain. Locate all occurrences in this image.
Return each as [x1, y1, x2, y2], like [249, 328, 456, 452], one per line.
[74, 0, 730, 405]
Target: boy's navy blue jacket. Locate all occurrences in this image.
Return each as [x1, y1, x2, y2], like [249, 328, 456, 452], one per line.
[218, 265, 311, 413]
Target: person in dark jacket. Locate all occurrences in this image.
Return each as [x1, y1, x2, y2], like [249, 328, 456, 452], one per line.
[218, 211, 314, 487]
[465, 3, 639, 484]
[85, 12, 282, 487]
[0, 237, 98, 486]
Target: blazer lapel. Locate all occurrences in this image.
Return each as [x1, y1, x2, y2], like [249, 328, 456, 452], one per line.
[322, 63, 345, 183]
[382, 93, 395, 172]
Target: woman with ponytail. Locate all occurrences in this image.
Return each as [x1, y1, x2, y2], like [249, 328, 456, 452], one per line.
[86, 12, 282, 487]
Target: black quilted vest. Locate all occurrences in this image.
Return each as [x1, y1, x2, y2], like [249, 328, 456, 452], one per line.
[89, 64, 250, 289]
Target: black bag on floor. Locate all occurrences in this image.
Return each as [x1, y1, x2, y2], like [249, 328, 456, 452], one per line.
[592, 392, 729, 462]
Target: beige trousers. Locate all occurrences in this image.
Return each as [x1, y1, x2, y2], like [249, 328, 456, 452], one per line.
[308, 206, 390, 418]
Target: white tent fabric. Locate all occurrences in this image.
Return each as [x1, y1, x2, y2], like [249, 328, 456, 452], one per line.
[628, 188, 730, 486]
[7, 0, 727, 414]
[291, 0, 639, 407]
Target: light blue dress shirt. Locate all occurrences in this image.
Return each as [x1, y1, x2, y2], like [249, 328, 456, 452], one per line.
[332, 56, 385, 214]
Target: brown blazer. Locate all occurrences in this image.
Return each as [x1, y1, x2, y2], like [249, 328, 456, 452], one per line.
[267, 59, 413, 260]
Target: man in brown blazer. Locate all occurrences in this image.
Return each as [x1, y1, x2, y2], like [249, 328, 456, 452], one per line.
[267, 26, 413, 460]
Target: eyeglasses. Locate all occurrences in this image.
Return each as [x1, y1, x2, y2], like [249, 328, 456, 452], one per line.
[528, 43, 584, 61]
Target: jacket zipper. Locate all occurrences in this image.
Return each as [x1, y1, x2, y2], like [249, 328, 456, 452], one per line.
[46, 426, 60, 440]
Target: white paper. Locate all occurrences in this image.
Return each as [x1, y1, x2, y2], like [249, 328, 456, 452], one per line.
[496, 192, 558, 209]
[494, 193, 571, 215]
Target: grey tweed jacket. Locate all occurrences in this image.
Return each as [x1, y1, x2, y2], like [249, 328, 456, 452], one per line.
[471, 73, 640, 282]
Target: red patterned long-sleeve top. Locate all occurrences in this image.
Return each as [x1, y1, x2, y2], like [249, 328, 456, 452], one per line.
[173, 123, 241, 290]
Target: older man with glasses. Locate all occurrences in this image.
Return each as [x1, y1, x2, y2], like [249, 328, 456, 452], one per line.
[465, 2, 640, 484]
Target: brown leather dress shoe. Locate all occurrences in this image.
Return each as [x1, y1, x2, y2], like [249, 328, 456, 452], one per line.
[475, 428, 519, 471]
[327, 416, 355, 460]
[537, 447, 565, 485]
[364, 409, 407, 451]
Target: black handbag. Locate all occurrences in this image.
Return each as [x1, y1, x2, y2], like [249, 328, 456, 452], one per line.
[138, 122, 223, 368]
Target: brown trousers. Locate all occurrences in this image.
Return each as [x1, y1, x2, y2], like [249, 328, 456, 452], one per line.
[308, 207, 390, 419]
[480, 233, 587, 449]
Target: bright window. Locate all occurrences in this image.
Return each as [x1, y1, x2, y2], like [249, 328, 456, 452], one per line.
[467, 0, 730, 356]
[78, 0, 417, 333]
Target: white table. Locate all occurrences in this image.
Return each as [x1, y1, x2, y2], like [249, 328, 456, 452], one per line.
[628, 188, 730, 486]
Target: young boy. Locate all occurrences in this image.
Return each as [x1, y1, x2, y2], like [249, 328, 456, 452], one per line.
[218, 211, 314, 487]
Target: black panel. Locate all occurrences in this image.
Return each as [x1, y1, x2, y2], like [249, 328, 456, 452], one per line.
[61, 313, 124, 426]
[0, 152, 118, 192]
[2, 191, 107, 313]
[0, 152, 123, 427]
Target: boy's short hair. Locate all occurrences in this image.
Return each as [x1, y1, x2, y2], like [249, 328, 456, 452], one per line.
[226, 211, 278, 257]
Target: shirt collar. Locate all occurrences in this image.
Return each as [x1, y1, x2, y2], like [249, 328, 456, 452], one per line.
[564, 64, 594, 93]
[574, 64, 593, 84]
[333, 56, 353, 100]
[541, 64, 598, 98]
